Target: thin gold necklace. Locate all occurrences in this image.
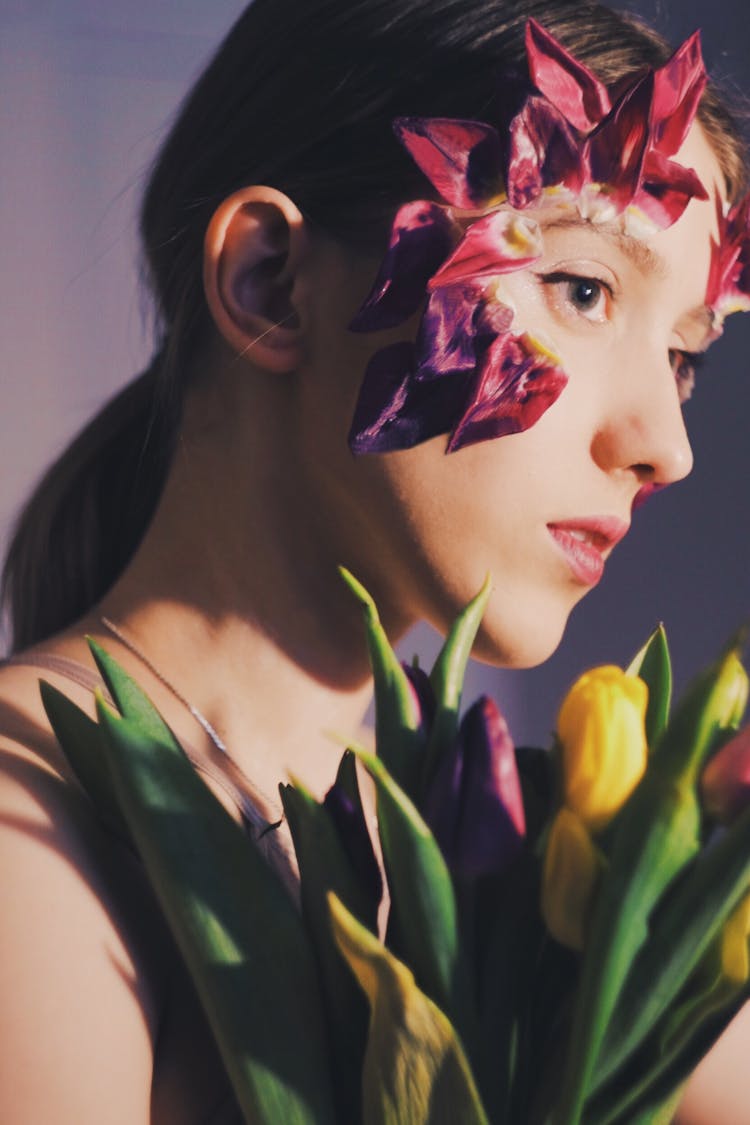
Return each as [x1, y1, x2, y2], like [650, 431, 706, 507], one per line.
[99, 616, 283, 834]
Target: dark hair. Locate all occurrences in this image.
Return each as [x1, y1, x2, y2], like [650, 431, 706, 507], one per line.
[3, 0, 746, 651]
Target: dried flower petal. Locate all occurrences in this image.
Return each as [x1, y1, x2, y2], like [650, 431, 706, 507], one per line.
[350, 201, 457, 332]
[651, 31, 706, 158]
[428, 211, 543, 289]
[348, 342, 469, 454]
[393, 117, 505, 209]
[447, 332, 568, 451]
[525, 17, 611, 133]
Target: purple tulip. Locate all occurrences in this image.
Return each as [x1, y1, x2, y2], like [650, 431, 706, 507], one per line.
[422, 695, 526, 879]
[324, 778, 383, 904]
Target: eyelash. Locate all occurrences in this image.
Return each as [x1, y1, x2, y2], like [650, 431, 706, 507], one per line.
[669, 349, 704, 404]
[540, 271, 705, 403]
[539, 271, 613, 322]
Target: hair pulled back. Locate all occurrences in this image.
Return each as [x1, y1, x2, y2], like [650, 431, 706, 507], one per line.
[3, 0, 746, 651]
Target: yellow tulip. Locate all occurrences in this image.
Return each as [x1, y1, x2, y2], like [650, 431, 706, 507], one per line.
[541, 807, 604, 952]
[557, 665, 649, 833]
[721, 890, 750, 985]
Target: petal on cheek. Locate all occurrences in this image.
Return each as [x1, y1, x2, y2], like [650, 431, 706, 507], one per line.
[348, 201, 456, 332]
[447, 333, 569, 452]
[414, 286, 488, 382]
[348, 342, 469, 454]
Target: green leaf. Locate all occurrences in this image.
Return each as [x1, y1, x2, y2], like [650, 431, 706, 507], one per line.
[93, 682, 336, 1124]
[422, 576, 492, 791]
[626, 625, 672, 749]
[39, 680, 129, 841]
[555, 647, 743, 1125]
[281, 775, 376, 1122]
[593, 797, 750, 1093]
[584, 985, 749, 1125]
[339, 568, 424, 797]
[328, 893, 489, 1125]
[351, 746, 459, 1021]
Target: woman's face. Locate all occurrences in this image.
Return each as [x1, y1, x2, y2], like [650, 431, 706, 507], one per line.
[293, 123, 725, 666]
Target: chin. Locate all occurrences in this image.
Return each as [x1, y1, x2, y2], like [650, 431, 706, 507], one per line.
[471, 602, 570, 669]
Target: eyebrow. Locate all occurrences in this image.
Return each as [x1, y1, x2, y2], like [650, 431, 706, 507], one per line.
[541, 214, 716, 346]
[541, 215, 669, 279]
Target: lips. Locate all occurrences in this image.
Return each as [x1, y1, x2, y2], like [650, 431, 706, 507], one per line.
[547, 516, 630, 586]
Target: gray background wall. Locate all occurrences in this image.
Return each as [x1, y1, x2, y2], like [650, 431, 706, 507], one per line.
[1, 1, 748, 746]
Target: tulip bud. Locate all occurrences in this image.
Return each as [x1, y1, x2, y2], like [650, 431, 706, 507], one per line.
[721, 890, 750, 985]
[718, 653, 749, 730]
[557, 665, 649, 833]
[541, 807, 604, 952]
[701, 725, 750, 824]
[422, 695, 525, 878]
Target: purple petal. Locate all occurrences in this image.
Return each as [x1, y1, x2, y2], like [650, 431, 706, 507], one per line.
[324, 781, 383, 903]
[507, 95, 585, 210]
[651, 31, 706, 158]
[525, 18, 611, 133]
[349, 201, 457, 332]
[401, 663, 437, 736]
[448, 332, 568, 452]
[415, 285, 514, 383]
[394, 117, 505, 209]
[427, 210, 543, 289]
[348, 342, 469, 454]
[452, 696, 526, 878]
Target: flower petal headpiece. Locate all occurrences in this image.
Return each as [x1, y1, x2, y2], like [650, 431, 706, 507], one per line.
[348, 20, 715, 456]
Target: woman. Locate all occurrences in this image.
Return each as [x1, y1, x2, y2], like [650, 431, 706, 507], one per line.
[0, 0, 746, 1120]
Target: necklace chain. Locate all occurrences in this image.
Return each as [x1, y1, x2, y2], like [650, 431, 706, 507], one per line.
[99, 616, 283, 829]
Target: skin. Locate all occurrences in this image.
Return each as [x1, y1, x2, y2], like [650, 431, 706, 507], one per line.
[0, 121, 740, 1121]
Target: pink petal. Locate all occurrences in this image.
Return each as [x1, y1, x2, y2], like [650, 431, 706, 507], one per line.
[630, 151, 708, 232]
[448, 332, 568, 451]
[525, 18, 611, 133]
[427, 211, 543, 289]
[393, 116, 504, 209]
[507, 95, 586, 210]
[706, 193, 750, 318]
[586, 73, 653, 215]
[651, 31, 706, 158]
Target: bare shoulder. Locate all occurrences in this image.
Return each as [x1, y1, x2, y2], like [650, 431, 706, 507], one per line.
[674, 1002, 750, 1124]
[0, 658, 167, 1123]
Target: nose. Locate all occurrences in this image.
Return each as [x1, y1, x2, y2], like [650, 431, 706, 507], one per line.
[591, 346, 694, 488]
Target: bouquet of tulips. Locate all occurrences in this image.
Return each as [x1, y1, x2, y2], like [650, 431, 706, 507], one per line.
[41, 571, 750, 1124]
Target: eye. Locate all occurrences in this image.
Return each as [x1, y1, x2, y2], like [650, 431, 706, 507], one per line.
[669, 349, 704, 404]
[540, 272, 611, 323]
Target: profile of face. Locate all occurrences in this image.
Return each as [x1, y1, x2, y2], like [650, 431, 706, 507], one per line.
[284, 120, 724, 668]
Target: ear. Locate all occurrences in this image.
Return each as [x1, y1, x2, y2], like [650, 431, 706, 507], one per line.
[203, 185, 307, 372]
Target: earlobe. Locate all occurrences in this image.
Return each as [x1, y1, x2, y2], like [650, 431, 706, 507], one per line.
[203, 185, 307, 372]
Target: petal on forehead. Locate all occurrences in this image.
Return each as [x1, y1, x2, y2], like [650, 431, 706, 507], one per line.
[651, 31, 707, 159]
[393, 117, 504, 209]
[586, 72, 652, 213]
[525, 18, 611, 133]
[507, 95, 585, 210]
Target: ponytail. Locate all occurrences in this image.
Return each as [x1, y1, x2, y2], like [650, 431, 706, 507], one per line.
[1, 352, 177, 652]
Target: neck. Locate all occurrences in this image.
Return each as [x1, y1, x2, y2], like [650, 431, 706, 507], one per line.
[85, 375, 416, 801]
